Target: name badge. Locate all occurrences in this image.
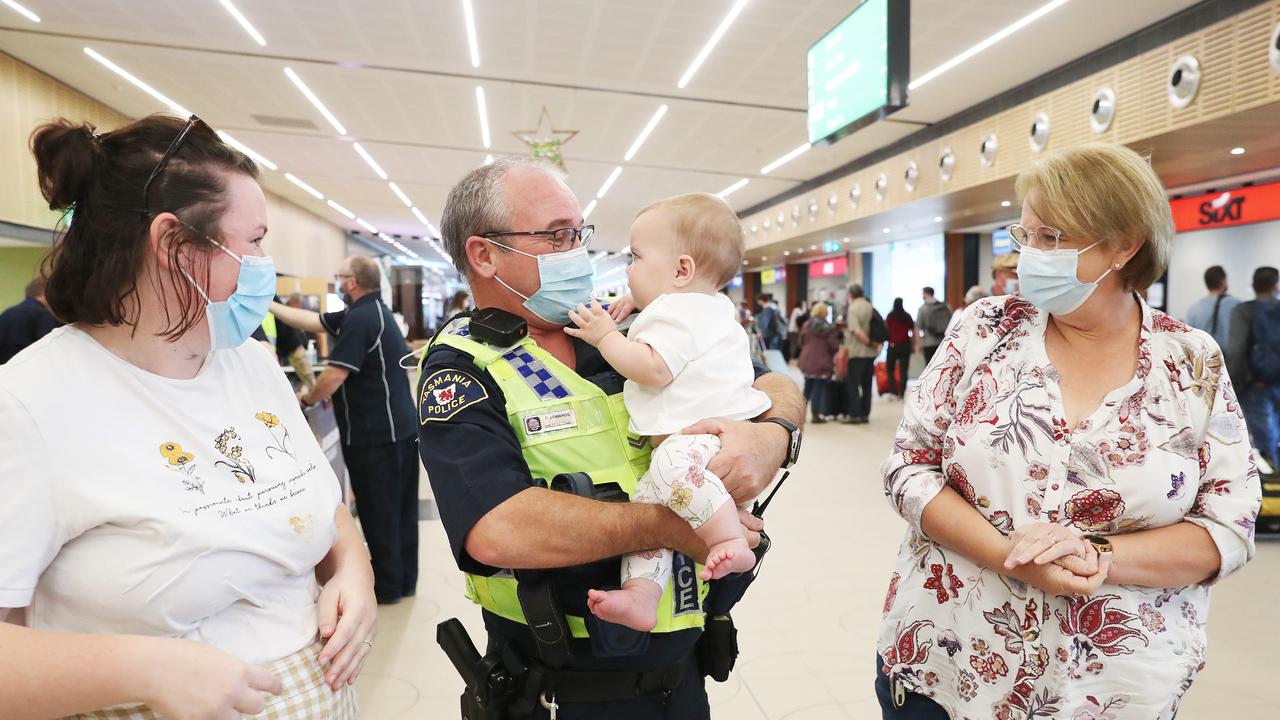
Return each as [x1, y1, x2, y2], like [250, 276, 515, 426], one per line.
[523, 408, 578, 436]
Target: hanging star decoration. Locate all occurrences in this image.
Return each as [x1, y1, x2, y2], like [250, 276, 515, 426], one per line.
[512, 106, 578, 172]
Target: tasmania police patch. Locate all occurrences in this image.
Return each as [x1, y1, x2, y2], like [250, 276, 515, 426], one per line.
[419, 369, 488, 424]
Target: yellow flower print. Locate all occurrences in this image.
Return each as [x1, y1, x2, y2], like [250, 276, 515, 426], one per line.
[258, 409, 295, 460]
[255, 411, 280, 428]
[670, 486, 693, 513]
[159, 441, 203, 491]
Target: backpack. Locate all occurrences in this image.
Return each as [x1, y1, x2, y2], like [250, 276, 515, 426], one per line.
[869, 308, 889, 344]
[923, 301, 953, 337]
[1250, 300, 1280, 383]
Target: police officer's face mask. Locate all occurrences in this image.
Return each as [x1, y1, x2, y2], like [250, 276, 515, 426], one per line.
[486, 239, 595, 326]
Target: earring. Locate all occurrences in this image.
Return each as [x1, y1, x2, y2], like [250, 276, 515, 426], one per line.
[1114, 263, 1122, 269]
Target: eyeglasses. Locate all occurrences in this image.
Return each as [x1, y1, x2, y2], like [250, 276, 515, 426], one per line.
[142, 115, 208, 216]
[481, 225, 594, 253]
[1008, 223, 1065, 251]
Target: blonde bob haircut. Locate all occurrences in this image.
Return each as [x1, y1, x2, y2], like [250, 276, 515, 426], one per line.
[810, 302, 829, 319]
[636, 192, 744, 288]
[1015, 143, 1173, 291]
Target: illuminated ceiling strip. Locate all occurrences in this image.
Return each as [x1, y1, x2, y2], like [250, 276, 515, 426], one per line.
[760, 142, 810, 174]
[285, 173, 324, 199]
[217, 0, 266, 46]
[217, 131, 277, 171]
[462, 0, 481, 68]
[284, 67, 348, 136]
[717, 178, 749, 198]
[1, 0, 40, 22]
[596, 166, 623, 199]
[583, 199, 598, 220]
[352, 142, 388, 180]
[327, 200, 356, 219]
[677, 0, 750, 89]
[84, 47, 190, 116]
[388, 181, 413, 207]
[475, 86, 491, 149]
[356, 218, 378, 234]
[909, 0, 1072, 91]
[624, 104, 668, 161]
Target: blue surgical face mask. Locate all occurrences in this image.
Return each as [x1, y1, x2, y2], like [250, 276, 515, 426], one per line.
[486, 240, 594, 325]
[1016, 239, 1113, 316]
[184, 241, 276, 350]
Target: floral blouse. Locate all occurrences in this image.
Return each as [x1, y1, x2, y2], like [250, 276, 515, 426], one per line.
[878, 295, 1260, 720]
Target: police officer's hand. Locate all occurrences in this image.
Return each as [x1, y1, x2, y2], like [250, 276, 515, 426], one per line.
[565, 301, 618, 347]
[680, 418, 787, 504]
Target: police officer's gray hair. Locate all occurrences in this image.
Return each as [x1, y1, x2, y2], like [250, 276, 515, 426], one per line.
[348, 255, 382, 291]
[441, 156, 569, 277]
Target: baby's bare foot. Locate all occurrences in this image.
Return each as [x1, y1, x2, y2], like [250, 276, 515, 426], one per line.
[587, 586, 660, 632]
[699, 538, 756, 581]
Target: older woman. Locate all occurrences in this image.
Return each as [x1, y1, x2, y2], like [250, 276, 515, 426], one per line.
[878, 143, 1260, 719]
[0, 115, 375, 718]
[797, 302, 840, 423]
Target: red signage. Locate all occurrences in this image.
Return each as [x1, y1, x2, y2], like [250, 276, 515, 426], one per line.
[1170, 181, 1280, 233]
[808, 256, 848, 278]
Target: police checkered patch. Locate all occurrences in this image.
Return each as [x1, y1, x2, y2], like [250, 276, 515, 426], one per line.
[419, 369, 488, 424]
[503, 347, 571, 401]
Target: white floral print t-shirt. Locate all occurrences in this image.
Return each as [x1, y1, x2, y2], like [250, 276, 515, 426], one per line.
[879, 295, 1260, 720]
[0, 327, 342, 665]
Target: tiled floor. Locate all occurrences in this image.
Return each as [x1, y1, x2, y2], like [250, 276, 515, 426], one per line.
[355, 395, 1280, 719]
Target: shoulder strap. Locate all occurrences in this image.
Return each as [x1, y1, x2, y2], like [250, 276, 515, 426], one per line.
[1211, 294, 1225, 337]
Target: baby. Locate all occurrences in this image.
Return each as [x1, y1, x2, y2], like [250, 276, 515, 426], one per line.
[565, 192, 771, 632]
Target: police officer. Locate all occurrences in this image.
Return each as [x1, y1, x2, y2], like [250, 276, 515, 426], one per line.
[270, 256, 419, 604]
[420, 157, 805, 719]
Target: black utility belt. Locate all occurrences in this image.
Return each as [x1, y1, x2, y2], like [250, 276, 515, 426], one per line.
[532, 655, 692, 705]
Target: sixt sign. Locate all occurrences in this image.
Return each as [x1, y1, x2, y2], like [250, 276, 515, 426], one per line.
[1170, 181, 1280, 233]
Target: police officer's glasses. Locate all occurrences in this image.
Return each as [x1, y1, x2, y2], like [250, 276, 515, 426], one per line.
[1008, 223, 1065, 251]
[481, 225, 594, 253]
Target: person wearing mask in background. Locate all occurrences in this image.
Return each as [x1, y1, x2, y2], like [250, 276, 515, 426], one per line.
[884, 297, 915, 400]
[914, 286, 952, 366]
[991, 252, 1020, 297]
[270, 256, 420, 606]
[0, 275, 61, 364]
[0, 115, 375, 717]
[1186, 265, 1239, 352]
[1226, 266, 1280, 468]
[843, 283, 879, 424]
[797, 301, 840, 423]
[963, 284, 990, 308]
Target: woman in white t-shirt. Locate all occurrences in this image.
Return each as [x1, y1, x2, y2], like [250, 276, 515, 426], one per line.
[0, 115, 376, 719]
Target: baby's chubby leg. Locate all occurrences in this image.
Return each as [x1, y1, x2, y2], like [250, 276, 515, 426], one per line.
[696, 502, 755, 581]
[587, 578, 664, 633]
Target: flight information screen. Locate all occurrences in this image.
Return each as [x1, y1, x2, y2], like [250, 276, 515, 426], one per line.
[807, 0, 910, 146]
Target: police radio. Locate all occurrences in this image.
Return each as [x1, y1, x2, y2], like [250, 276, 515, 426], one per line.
[469, 307, 528, 347]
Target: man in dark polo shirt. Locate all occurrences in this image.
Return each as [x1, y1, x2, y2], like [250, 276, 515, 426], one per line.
[0, 276, 61, 364]
[270, 256, 419, 604]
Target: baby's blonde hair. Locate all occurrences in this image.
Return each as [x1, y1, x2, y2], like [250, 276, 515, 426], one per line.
[636, 193, 744, 288]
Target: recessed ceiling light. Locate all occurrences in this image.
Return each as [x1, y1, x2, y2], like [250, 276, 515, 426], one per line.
[484, 154, 494, 165]
[909, 0, 1071, 91]
[388, 181, 413, 208]
[284, 67, 347, 136]
[783, 250, 791, 256]
[1230, 147, 1246, 155]
[2, 0, 40, 22]
[717, 178, 750, 199]
[596, 166, 624, 199]
[625, 104, 668, 161]
[760, 256, 767, 261]
[462, 0, 481, 68]
[934, 216, 943, 222]
[84, 47, 190, 116]
[678, 0, 750, 89]
[810, 244, 817, 250]
[761, 143, 812, 175]
[743, 260, 749, 265]
[217, 0, 266, 46]
[356, 218, 378, 234]
[1001, 200, 1012, 207]
[284, 173, 324, 200]
[327, 200, 356, 220]
[842, 237, 850, 243]
[583, 199, 598, 220]
[475, 86, 491, 149]
[883, 227, 891, 234]
[352, 143, 388, 180]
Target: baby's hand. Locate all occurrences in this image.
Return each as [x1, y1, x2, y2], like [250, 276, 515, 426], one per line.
[609, 294, 637, 322]
[565, 301, 618, 346]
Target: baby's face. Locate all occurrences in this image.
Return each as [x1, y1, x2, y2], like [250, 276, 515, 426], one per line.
[626, 210, 684, 309]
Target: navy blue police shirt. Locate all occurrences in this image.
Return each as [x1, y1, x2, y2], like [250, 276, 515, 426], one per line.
[417, 319, 770, 669]
[0, 298, 61, 364]
[320, 293, 416, 447]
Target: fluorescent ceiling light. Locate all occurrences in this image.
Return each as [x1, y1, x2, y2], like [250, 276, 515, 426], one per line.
[217, 0, 266, 46]
[484, 154, 494, 166]
[388, 181, 413, 207]
[583, 199, 598, 220]
[624, 104, 668, 161]
[285, 173, 324, 200]
[677, 0, 750, 89]
[760, 142, 810, 174]
[216, 131, 277, 171]
[84, 48, 190, 116]
[596, 166, 623, 199]
[909, 0, 1071, 91]
[284, 67, 347, 136]
[327, 200, 356, 219]
[475, 86, 491, 149]
[356, 218, 378, 234]
[352, 143, 388, 180]
[462, 0, 481, 67]
[882, 227, 891, 233]
[934, 216, 943, 222]
[411, 207, 431, 226]
[1, 0, 40, 22]
[717, 178, 749, 198]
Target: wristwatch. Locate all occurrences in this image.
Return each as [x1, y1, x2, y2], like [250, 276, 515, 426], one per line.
[1082, 534, 1113, 557]
[762, 417, 802, 469]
